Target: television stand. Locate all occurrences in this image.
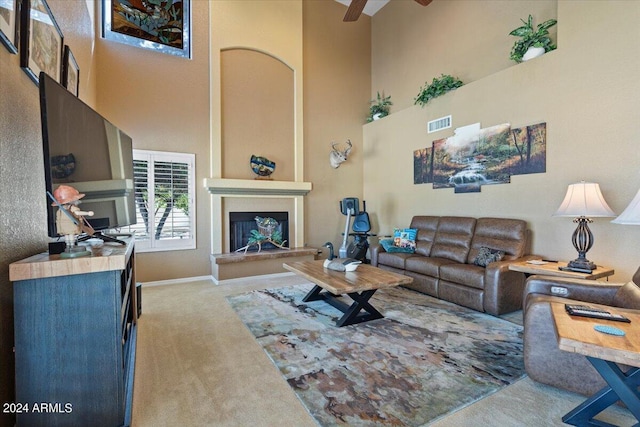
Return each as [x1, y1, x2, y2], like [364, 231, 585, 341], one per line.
[78, 232, 127, 245]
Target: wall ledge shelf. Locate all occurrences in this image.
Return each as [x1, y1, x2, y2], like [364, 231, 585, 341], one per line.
[204, 178, 312, 196]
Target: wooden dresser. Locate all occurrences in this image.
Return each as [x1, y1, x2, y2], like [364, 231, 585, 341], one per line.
[9, 239, 137, 427]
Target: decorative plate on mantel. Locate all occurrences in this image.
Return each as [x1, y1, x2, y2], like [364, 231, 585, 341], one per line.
[250, 155, 275, 180]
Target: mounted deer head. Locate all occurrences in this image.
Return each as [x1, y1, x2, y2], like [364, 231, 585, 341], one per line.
[329, 139, 352, 169]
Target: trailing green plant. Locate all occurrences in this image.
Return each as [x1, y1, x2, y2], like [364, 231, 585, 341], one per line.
[367, 91, 392, 122]
[414, 74, 464, 107]
[509, 14, 557, 63]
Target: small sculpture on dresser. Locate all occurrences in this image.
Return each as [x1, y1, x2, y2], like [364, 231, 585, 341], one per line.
[49, 185, 95, 258]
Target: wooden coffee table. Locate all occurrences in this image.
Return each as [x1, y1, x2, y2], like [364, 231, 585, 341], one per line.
[551, 302, 640, 425]
[283, 260, 413, 327]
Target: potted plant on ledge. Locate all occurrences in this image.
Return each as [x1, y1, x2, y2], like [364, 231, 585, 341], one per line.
[414, 74, 464, 107]
[367, 92, 392, 122]
[509, 14, 557, 63]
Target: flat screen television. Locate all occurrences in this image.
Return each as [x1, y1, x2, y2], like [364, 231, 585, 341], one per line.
[39, 72, 136, 243]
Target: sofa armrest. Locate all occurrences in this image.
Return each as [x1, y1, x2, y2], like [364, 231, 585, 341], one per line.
[523, 275, 625, 310]
[370, 243, 383, 267]
[483, 258, 529, 316]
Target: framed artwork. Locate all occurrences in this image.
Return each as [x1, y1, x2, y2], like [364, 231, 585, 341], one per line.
[62, 45, 79, 96]
[102, 0, 191, 59]
[0, 0, 18, 53]
[19, 0, 63, 85]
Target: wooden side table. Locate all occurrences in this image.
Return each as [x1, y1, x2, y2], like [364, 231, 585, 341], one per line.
[551, 302, 640, 425]
[509, 260, 614, 280]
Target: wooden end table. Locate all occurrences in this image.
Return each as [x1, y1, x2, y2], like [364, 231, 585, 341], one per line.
[551, 302, 640, 425]
[509, 260, 614, 280]
[283, 260, 412, 327]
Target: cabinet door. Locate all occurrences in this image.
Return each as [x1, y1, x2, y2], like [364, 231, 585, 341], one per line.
[14, 270, 124, 427]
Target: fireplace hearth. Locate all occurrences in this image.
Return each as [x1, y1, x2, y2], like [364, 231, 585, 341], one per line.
[229, 211, 289, 252]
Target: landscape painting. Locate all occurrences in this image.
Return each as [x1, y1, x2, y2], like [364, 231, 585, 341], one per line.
[413, 145, 434, 184]
[414, 121, 547, 193]
[432, 123, 512, 192]
[509, 122, 547, 176]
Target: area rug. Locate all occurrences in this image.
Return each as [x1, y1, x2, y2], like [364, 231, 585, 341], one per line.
[226, 284, 525, 426]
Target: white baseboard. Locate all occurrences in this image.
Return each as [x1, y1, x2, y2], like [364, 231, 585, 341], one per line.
[140, 272, 296, 287]
[213, 271, 295, 286]
[140, 275, 215, 287]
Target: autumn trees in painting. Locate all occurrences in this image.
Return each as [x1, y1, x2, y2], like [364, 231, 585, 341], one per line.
[510, 122, 547, 175]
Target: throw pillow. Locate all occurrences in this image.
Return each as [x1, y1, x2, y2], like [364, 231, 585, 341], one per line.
[380, 238, 415, 253]
[473, 246, 505, 267]
[393, 228, 417, 250]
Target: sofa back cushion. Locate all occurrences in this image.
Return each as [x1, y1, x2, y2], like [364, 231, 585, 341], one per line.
[410, 216, 440, 257]
[430, 217, 476, 263]
[467, 217, 528, 264]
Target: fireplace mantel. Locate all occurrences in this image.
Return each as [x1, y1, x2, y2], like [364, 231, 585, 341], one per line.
[204, 178, 312, 196]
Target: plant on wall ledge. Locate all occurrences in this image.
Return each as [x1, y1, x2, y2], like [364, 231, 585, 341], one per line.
[414, 74, 464, 107]
[509, 14, 557, 63]
[367, 92, 393, 122]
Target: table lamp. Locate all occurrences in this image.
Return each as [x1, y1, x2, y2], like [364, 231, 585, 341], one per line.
[611, 188, 640, 225]
[553, 181, 615, 271]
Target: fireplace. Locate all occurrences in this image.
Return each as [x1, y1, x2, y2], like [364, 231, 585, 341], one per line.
[229, 211, 289, 252]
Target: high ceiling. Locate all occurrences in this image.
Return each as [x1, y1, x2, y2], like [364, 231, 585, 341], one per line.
[334, 0, 390, 17]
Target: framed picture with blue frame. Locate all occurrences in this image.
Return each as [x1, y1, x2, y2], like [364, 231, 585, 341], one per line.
[102, 0, 191, 59]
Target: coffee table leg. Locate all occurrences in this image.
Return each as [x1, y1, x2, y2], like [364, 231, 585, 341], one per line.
[336, 290, 383, 327]
[302, 285, 324, 302]
[562, 358, 640, 426]
[302, 286, 383, 327]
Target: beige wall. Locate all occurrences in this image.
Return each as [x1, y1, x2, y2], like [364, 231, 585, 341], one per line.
[303, 0, 371, 248]
[221, 49, 295, 181]
[95, 0, 211, 282]
[0, 1, 97, 422]
[372, 0, 557, 112]
[365, 0, 640, 280]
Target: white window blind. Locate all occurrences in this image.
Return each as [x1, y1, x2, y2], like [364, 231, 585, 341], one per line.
[125, 150, 196, 252]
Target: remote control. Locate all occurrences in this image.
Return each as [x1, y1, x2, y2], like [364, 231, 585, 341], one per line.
[567, 305, 608, 313]
[565, 304, 631, 323]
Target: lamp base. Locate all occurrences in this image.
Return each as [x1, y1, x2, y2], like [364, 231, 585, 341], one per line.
[567, 258, 596, 272]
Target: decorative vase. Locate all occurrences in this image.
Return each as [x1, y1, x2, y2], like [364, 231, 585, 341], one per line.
[373, 113, 383, 121]
[522, 46, 545, 61]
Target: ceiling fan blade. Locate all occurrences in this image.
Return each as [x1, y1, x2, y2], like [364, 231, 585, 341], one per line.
[414, 0, 433, 5]
[343, 0, 368, 22]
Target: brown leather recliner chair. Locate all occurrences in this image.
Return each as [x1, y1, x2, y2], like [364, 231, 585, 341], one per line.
[523, 267, 640, 396]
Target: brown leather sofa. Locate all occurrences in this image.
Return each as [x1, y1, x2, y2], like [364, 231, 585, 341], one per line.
[370, 216, 531, 316]
[523, 269, 640, 396]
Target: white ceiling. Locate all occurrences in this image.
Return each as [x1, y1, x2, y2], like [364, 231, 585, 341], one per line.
[334, 0, 391, 17]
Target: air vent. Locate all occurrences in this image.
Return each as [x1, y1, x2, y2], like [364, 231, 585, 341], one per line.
[427, 115, 452, 133]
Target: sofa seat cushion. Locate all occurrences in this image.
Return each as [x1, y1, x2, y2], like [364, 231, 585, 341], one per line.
[439, 263, 485, 290]
[405, 256, 457, 277]
[377, 252, 414, 270]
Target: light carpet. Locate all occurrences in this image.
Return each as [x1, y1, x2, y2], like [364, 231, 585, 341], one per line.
[226, 283, 526, 426]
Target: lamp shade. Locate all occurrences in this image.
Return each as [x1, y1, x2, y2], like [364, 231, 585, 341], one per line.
[553, 181, 615, 218]
[611, 188, 640, 224]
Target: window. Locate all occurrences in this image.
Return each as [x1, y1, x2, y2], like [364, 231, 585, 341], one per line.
[125, 150, 196, 252]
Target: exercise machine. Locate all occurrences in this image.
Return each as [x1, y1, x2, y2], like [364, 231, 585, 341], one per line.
[339, 198, 375, 263]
